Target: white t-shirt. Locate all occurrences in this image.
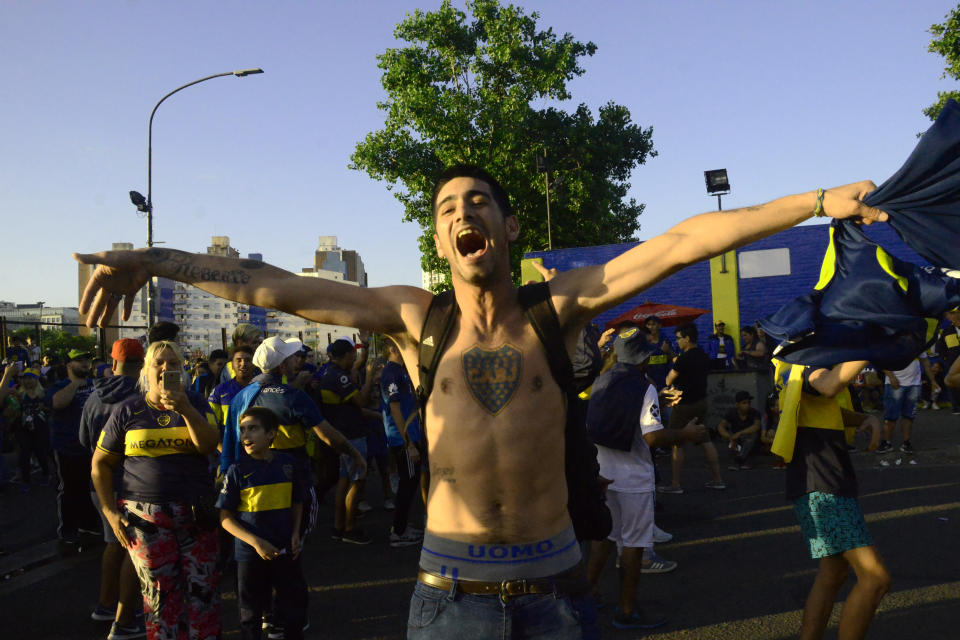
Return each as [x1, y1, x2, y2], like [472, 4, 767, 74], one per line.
[887, 352, 927, 387]
[594, 384, 663, 493]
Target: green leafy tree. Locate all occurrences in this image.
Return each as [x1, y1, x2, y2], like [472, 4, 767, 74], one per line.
[925, 5, 960, 120]
[351, 0, 655, 290]
[10, 326, 97, 360]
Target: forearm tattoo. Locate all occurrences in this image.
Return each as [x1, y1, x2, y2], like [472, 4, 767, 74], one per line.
[144, 248, 261, 284]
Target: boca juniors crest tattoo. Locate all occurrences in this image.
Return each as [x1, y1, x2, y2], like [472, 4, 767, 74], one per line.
[462, 344, 522, 415]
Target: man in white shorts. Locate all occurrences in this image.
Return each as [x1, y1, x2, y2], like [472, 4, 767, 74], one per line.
[584, 325, 706, 630]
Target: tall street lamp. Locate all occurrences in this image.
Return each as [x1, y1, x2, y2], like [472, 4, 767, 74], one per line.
[535, 151, 553, 250]
[130, 68, 264, 328]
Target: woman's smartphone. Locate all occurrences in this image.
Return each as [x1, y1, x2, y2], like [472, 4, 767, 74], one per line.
[160, 370, 181, 390]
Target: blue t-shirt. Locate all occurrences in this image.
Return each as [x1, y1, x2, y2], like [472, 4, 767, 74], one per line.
[216, 452, 307, 561]
[97, 392, 216, 502]
[208, 378, 251, 428]
[241, 374, 324, 453]
[379, 361, 421, 447]
[319, 364, 365, 440]
[46, 379, 94, 455]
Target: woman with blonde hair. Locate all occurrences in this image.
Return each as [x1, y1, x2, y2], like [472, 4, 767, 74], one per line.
[92, 340, 222, 639]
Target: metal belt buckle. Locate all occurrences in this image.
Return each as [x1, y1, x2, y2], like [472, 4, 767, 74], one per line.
[499, 579, 526, 602]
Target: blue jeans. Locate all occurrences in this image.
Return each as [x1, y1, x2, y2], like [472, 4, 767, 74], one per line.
[883, 384, 920, 421]
[407, 581, 599, 640]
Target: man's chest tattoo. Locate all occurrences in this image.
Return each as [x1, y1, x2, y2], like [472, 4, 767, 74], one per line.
[461, 343, 522, 415]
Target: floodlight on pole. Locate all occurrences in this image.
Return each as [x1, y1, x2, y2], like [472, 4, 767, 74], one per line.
[705, 169, 731, 272]
[131, 68, 264, 328]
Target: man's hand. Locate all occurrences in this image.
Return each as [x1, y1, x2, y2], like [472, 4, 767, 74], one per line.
[353, 452, 368, 479]
[74, 250, 153, 327]
[661, 386, 683, 407]
[253, 537, 281, 561]
[529, 260, 559, 282]
[291, 531, 302, 559]
[681, 418, 708, 444]
[597, 327, 616, 349]
[822, 181, 887, 225]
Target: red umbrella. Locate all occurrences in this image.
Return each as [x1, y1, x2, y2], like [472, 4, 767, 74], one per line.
[605, 302, 710, 330]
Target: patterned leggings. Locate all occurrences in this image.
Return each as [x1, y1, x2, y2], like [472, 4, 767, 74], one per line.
[120, 500, 221, 640]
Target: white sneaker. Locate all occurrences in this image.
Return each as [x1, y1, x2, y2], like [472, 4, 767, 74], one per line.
[357, 501, 372, 513]
[390, 527, 423, 547]
[931, 402, 941, 410]
[652, 525, 673, 544]
[641, 550, 678, 574]
[384, 498, 396, 510]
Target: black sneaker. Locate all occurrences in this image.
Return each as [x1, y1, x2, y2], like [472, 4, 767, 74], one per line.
[899, 441, 915, 453]
[876, 440, 893, 454]
[341, 529, 372, 545]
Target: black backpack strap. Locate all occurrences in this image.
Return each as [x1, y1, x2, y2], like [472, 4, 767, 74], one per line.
[517, 282, 574, 391]
[415, 290, 459, 410]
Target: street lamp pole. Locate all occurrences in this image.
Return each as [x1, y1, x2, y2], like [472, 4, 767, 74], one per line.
[131, 68, 264, 329]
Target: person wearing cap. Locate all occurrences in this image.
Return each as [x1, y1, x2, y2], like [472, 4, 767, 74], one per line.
[79, 338, 147, 639]
[585, 324, 706, 629]
[223, 337, 365, 536]
[12, 366, 52, 490]
[716, 390, 762, 470]
[77, 167, 886, 638]
[47, 347, 102, 541]
[706, 321, 736, 370]
[320, 338, 379, 545]
[92, 340, 222, 640]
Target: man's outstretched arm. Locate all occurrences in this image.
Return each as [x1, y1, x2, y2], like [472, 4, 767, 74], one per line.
[74, 247, 431, 336]
[545, 181, 887, 326]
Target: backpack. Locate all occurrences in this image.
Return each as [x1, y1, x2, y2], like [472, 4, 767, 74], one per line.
[571, 322, 603, 394]
[585, 363, 650, 451]
[415, 281, 612, 541]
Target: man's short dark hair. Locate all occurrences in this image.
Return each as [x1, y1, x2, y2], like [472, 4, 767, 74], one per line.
[230, 345, 254, 359]
[432, 164, 513, 222]
[676, 323, 699, 342]
[328, 339, 353, 359]
[148, 322, 180, 344]
[239, 406, 280, 439]
[209, 349, 228, 362]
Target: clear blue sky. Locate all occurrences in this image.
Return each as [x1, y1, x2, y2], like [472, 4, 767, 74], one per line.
[1, 0, 954, 308]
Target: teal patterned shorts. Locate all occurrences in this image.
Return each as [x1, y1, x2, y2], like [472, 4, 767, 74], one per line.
[793, 492, 873, 559]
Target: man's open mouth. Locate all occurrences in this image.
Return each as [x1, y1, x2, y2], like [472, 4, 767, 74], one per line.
[456, 228, 488, 258]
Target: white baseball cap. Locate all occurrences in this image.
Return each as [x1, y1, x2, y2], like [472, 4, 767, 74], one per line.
[253, 336, 304, 371]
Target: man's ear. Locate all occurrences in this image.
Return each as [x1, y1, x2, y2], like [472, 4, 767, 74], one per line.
[505, 215, 519, 242]
[433, 232, 445, 259]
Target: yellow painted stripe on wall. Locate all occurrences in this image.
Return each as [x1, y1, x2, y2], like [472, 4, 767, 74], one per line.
[709, 251, 741, 350]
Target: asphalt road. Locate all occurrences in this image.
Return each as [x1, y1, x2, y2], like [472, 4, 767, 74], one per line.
[2, 408, 958, 639]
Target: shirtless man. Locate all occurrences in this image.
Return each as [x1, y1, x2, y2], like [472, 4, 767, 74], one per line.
[76, 165, 886, 638]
